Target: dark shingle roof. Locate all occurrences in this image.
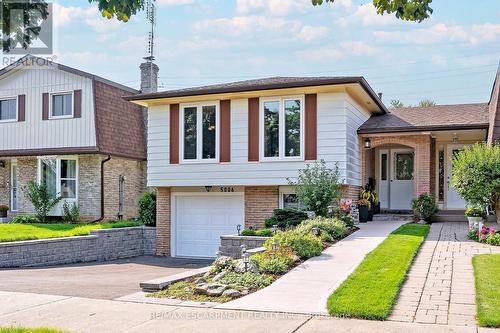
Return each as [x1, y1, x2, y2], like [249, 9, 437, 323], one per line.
[358, 103, 489, 134]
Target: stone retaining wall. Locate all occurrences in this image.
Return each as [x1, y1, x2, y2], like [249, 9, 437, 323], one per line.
[219, 235, 269, 259]
[0, 226, 156, 268]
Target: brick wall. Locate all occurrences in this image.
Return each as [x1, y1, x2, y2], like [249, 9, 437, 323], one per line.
[0, 160, 10, 210]
[78, 155, 101, 220]
[17, 157, 37, 215]
[341, 184, 361, 201]
[156, 187, 171, 256]
[245, 186, 279, 229]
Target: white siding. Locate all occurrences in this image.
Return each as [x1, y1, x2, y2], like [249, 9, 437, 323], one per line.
[345, 95, 371, 186]
[0, 68, 96, 150]
[147, 92, 357, 187]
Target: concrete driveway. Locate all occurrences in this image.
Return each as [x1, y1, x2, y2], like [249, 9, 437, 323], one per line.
[0, 256, 212, 300]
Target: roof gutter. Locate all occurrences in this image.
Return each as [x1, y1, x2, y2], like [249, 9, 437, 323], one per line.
[91, 155, 111, 223]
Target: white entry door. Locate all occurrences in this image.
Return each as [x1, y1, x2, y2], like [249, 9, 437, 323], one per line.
[389, 149, 414, 210]
[10, 162, 18, 212]
[173, 194, 244, 258]
[447, 145, 467, 209]
[378, 149, 390, 209]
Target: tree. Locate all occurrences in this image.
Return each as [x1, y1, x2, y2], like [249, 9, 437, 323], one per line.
[22, 180, 62, 223]
[312, 0, 433, 22]
[451, 143, 500, 223]
[390, 99, 405, 108]
[418, 99, 436, 107]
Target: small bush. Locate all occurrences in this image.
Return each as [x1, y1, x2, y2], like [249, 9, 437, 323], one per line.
[219, 272, 273, 289]
[264, 208, 308, 229]
[241, 228, 273, 237]
[10, 215, 39, 224]
[138, 191, 156, 226]
[465, 207, 486, 218]
[479, 227, 497, 243]
[0, 204, 9, 212]
[412, 193, 438, 221]
[210, 256, 236, 273]
[22, 181, 62, 223]
[485, 233, 500, 246]
[296, 216, 349, 240]
[250, 247, 295, 274]
[467, 229, 479, 241]
[337, 215, 356, 228]
[265, 230, 323, 259]
[62, 202, 80, 223]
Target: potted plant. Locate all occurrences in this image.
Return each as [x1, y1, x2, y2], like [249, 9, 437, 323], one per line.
[0, 205, 9, 218]
[411, 193, 438, 224]
[357, 199, 370, 223]
[360, 187, 375, 221]
[465, 207, 486, 231]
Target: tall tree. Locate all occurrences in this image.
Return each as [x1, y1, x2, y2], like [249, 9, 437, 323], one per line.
[312, 0, 433, 22]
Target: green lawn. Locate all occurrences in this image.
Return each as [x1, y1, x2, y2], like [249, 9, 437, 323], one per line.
[472, 254, 500, 327]
[327, 224, 430, 320]
[0, 328, 69, 333]
[0, 221, 142, 243]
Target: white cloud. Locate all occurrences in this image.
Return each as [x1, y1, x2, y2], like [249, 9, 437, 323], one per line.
[336, 2, 400, 27]
[236, 0, 310, 16]
[297, 26, 328, 42]
[295, 41, 381, 62]
[53, 4, 122, 33]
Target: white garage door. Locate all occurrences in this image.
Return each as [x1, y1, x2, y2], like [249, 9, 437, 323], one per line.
[174, 194, 244, 258]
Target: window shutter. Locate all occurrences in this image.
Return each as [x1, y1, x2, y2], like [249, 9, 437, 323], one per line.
[17, 94, 25, 122]
[73, 89, 82, 118]
[248, 97, 260, 162]
[170, 103, 180, 164]
[42, 93, 49, 120]
[305, 94, 317, 160]
[220, 100, 231, 162]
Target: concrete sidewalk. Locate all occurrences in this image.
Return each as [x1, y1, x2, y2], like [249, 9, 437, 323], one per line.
[216, 221, 406, 315]
[0, 291, 484, 333]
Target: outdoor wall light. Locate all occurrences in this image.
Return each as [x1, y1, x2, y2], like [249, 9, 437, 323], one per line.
[242, 252, 250, 272]
[205, 185, 212, 192]
[272, 241, 278, 252]
[0, 161, 4, 168]
[237, 224, 242, 236]
[272, 224, 278, 234]
[240, 244, 247, 256]
[364, 138, 372, 149]
[452, 133, 459, 144]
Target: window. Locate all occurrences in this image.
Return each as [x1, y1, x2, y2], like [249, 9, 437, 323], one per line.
[261, 97, 303, 160]
[395, 153, 414, 180]
[0, 98, 17, 121]
[39, 157, 78, 199]
[51, 93, 73, 118]
[181, 103, 218, 162]
[381, 153, 388, 181]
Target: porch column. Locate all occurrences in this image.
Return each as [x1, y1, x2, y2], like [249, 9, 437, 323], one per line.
[414, 135, 432, 197]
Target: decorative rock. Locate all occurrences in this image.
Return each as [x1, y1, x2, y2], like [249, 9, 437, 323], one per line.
[241, 289, 250, 295]
[194, 283, 209, 295]
[234, 260, 258, 273]
[205, 284, 228, 296]
[222, 289, 242, 298]
[203, 271, 211, 279]
[212, 271, 227, 282]
[194, 277, 207, 284]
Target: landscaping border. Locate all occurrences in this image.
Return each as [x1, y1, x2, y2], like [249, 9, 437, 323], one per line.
[219, 235, 269, 258]
[0, 226, 156, 268]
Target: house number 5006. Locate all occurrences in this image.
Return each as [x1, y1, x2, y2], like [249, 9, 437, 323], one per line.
[220, 187, 235, 192]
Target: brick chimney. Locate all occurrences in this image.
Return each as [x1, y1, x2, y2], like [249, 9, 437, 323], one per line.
[140, 60, 159, 94]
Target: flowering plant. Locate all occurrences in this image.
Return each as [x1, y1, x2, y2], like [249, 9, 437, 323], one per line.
[478, 227, 496, 242]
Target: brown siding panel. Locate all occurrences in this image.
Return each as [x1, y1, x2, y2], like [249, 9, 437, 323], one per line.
[248, 98, 259, 162]
[17, 94, 25, 122]
[42, 93, 49, 120]
[73, 89, 82, 118]
[305, 94, 317, 160]
[170, 104, 180, 164]
[220, 100, 231, 162]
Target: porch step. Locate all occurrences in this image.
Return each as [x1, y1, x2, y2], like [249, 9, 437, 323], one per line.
[372, 214, 414, 222]
[431, 212, 497, 223]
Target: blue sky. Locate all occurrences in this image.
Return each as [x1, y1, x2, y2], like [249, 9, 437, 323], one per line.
[49, 0, 500, 105]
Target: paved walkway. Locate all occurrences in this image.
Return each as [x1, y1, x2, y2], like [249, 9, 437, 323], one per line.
[0, 290, 486, 333]
[389, 222, 500, 326]
[217, 221, 406, 314]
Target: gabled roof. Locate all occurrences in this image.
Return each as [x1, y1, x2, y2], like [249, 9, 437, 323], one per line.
[125, 76, 388, 114]
[0, 55, 137, 93]
[358, 103, 489, 134]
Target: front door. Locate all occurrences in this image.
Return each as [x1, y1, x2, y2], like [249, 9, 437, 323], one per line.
[10, 162, 17, 212]
[389, 149, 414, 210]
[447, 144, 467, 209]
[378, 149, 390, 209]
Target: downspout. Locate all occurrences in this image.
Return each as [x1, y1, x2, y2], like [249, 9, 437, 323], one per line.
[91, 155, 111, 223]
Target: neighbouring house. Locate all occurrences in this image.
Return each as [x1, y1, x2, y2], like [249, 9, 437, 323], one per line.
[0, 55, 147, 221]
[126, 63, 499, 258]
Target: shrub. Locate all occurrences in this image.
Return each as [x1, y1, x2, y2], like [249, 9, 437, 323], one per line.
[265, 230, 323, 259]
[22, 181, 62, 223]
[62, 202, 80, 223]
[211, 256, 236, 273]
[0, 205, 9, 212]
[10, 215, 39, 224]
[479, 227, 497, 243]
[338, 215, 356, 228]
[485, 233, 500, 246]
[250, 247, 295, 274]
[289, 160, 342, 217]
[467, 229, 479, 241]
[465, 207, 486, 218]
[451, 143, 500, 223]
[241, 228, 273, 237]
[411, 193, 438, 221]
[264, 208, 308, 229]
[138, 191, 156, 226]
[296, 216, 349, 240]
[219, 272, 273, 289]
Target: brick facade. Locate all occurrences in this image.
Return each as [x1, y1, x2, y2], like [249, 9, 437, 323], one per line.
[156, 187, 171, 256]
[78, 155, 102, 220]
[341, 184, 361, 201]
[0, 160, 10, 210]
[244, 186, 279, 229]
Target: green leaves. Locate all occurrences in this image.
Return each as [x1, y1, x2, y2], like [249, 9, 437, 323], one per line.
[22, 181, 62, 223]
[90, 0, 147, 22]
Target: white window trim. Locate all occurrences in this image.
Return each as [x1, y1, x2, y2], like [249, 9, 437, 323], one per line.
[49, 91, 74, 120]
[179, 101, 220, 164]
[37, 156, 79, 202]
[279, 186, 302, 209]
[10, 160, 18, 212]
[259, 95, 305, 162]
[0, 96, 18, 123]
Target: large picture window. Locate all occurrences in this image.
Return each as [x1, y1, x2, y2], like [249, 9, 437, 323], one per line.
[261, 97, 303, 160]
[39, 157, 78, 199]
[181, 102, 218, 162]
[0, 98, 17, 121]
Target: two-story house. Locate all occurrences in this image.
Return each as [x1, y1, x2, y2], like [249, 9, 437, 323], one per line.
[0, 55, 147, 221]
[127, 65, 499, 259]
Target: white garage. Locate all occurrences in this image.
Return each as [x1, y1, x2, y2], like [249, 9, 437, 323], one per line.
[172, 193, 245, 258]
